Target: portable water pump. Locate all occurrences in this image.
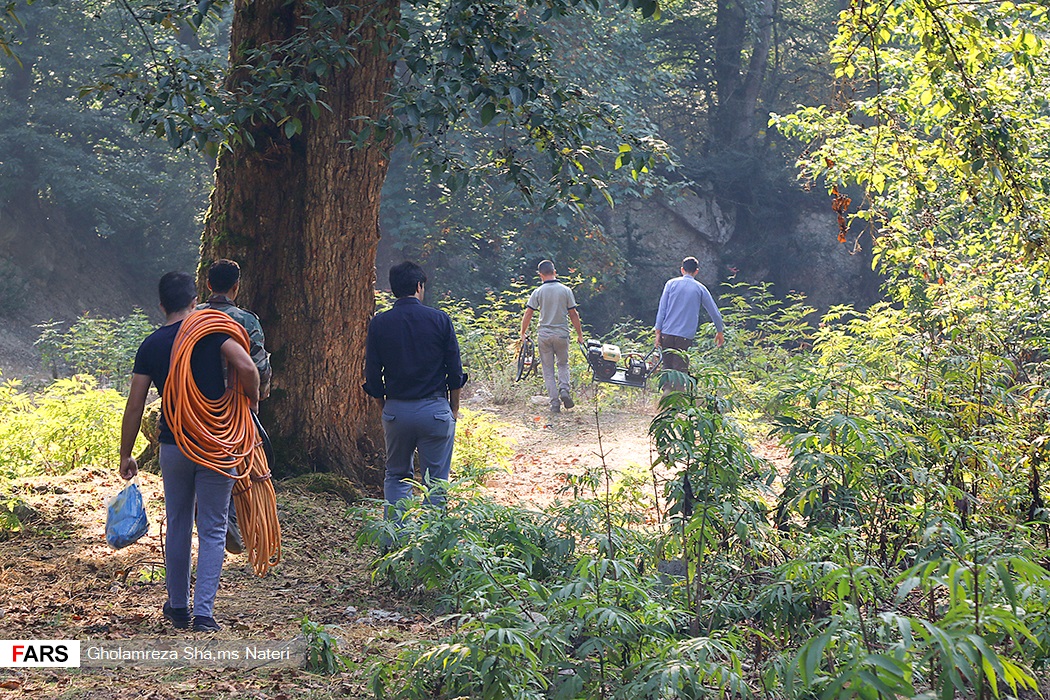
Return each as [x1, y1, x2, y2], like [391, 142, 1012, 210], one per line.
[582, 339, 662, 388]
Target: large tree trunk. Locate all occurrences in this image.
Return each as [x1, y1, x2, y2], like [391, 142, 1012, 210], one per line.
[199, 0, 396, 487]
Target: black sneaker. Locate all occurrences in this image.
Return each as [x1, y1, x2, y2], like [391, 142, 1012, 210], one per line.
[192, 616, 222, 633]
[225, 505, 245, 555]
[162, 602, 190, 630]
[560, 389, 575, 409]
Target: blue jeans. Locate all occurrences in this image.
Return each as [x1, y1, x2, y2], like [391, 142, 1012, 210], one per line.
[159, 443, 234, 618]
[382, 397, 456, 519]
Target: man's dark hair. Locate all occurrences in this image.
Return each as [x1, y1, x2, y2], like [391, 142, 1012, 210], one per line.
[208, 259, 241, 294]
[537, 260, 555, 275]
[158, 271, 197, 314]
[682, 257, 699, 274]
[389, 261, 427, 298]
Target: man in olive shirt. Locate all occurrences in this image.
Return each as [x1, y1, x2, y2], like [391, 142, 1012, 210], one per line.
[198, 258, 271, 554]
[519, 260, 585, 413]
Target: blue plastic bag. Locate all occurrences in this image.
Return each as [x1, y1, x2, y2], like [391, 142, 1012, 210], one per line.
[105, 481, 148, 549]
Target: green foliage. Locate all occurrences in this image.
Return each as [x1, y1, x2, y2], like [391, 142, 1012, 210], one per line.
[778, 528, 1049, 700]
[451, 408, 514, 487]
[356, 276, 1050, 699]
[376, 5, 675, 311]
[83, 0, 671, 209]
[0, 374, 139, 479]
[34, 310, 154, 391]
[771, 0, 1050, 286]
[439, 280, 532, 384]
[0, 499, 21, 534]
[357, 442, 759, 699]
[301, 615, 350, 674]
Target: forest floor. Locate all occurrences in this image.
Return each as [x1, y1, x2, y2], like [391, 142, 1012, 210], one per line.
[0, 383, 790, 699]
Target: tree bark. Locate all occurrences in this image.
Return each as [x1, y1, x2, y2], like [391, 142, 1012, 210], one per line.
[712, 0, 774, 148]
[199, 0, 397, 486]
[712, 0, 747, 149]
[737, 0, 774, 145]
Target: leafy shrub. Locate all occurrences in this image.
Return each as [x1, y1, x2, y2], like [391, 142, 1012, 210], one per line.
[358, 462, 751, 699]
[357, 280, 1050, 700]
[302, 615, 349, 674]
[451, 408, 514, 487]
[34, 310, 154, 391]
[439, 281, 531, 384]
[0, 374, 140, 479]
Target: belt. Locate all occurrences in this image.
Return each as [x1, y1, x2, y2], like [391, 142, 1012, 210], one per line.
[660, 334, 693, 349]
[388, 393, 447, 402]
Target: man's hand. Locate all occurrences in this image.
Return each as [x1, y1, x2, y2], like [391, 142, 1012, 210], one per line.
[450, 388, 461, 421]
[577, 331, 585, 345]
[715, 331, 725, 348]
[120, 455, 139, 480]
[222, 338, 261, 408]
[654, 329, 662, 346]
[120, 373, 150, 483]
[520, 307, 535, 343]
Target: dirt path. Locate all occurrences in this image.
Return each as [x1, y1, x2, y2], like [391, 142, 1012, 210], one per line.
[479, 390, 660, 510]
[474, 387, 791, 511]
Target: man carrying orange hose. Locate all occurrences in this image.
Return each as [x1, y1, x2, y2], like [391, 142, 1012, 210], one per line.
[118, 272, 260, 633]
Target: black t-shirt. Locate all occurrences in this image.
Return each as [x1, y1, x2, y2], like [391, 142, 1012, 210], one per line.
[132, 321, 230, 444]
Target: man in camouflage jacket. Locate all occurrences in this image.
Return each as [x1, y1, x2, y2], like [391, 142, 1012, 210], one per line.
[198, 259, 272, 554]
[198, 260, 272, 399]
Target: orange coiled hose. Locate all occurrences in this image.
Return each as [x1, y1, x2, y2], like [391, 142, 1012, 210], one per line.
[163, 309, 282, 576]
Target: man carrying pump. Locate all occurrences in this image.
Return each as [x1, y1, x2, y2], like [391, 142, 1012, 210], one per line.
[363, 261, 468, 519]
[654, 256, 725, 377]
[198, 258, 272, 554]
[519, 260, 585, 414]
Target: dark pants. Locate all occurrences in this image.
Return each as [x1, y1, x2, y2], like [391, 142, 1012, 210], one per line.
[381, 396, 456, 520]
[659, 334, 693, 372]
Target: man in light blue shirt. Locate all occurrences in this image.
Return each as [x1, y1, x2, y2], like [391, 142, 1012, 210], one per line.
[654, 256, 725, 375]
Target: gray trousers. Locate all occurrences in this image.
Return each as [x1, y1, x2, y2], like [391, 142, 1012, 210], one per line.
[160, 443, 233, 618]
[382, 396, 456, 519]
[538, 330, 570, 409]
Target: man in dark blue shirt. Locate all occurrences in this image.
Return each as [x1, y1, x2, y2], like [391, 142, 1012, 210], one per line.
[363, 261, 467, 519]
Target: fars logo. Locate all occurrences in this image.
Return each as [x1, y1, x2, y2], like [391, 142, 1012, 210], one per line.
[0, 640, 80, 667]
